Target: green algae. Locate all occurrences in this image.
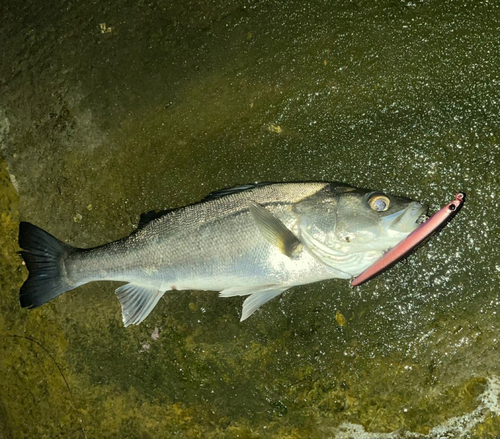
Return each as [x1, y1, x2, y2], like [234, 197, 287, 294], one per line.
[2, 178, 497, 438]
[1, 0, 500, 437]
[0, 160, 84, 438]
[471, 413, 500, 439]
[2, 142, 500, 437]
[2, 90, 500, 437]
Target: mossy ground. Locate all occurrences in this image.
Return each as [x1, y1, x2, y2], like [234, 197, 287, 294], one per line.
[1, 0, 500, 437]
[1, 156, 498, 437]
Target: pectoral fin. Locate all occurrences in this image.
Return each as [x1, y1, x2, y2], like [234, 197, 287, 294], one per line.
[248, 201, 301, 257]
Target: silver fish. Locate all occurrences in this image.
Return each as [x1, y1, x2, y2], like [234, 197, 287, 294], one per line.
[19, 182, 427, 326]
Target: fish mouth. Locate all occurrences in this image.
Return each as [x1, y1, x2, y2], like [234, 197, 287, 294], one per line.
[384, 202, 429, 233]
[416, 213, 429, 224]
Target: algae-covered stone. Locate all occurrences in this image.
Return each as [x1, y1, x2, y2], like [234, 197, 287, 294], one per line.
[2, 0, 500, 437]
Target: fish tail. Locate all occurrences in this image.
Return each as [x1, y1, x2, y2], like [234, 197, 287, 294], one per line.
[19, 222, 78, 308]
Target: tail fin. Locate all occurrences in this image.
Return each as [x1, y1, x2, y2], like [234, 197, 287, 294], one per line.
[19, 222, 77, 308]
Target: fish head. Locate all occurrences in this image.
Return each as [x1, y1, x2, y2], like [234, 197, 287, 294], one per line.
[295, 185, 428, 273]
[331, 188, 428, 251]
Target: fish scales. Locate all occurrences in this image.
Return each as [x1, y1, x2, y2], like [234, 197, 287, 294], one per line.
[67, 182, 332, 290]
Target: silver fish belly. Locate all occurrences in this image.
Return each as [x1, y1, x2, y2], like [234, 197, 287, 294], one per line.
[19, 182, 427, 326]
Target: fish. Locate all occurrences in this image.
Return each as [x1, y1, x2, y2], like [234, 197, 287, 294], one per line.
[18, 182, 428, 326]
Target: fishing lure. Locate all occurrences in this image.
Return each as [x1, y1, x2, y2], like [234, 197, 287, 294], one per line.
[351, 193, 465, 287]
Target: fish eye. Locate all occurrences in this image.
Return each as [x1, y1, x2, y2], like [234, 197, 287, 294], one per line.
[369, 195, 390, 212]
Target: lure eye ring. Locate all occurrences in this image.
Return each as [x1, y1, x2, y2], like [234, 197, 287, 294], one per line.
[368, 195, 390, 212]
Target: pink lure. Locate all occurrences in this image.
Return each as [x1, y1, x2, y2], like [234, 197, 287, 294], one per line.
[351, 193, 465, 287]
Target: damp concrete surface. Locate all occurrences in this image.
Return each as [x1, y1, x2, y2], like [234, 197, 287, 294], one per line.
[0, 0, 499, 438]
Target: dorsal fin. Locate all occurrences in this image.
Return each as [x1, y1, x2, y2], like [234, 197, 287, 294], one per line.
[138, 210, 161, 228]
[201, 182, 272, 202]
[135, 183, 273, 230]
[136, 208, 176, 229]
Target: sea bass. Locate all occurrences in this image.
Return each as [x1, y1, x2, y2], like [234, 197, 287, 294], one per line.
[19, 182, 427, 326]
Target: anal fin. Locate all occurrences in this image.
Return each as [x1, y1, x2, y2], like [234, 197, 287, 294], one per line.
[115, 283, 165, 327]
